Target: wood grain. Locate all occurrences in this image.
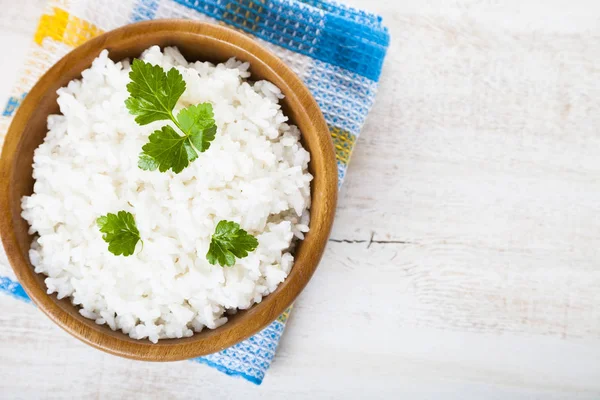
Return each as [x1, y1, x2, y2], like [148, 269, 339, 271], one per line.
[0, 20, 337, 361]
[2, 0, 600, 398]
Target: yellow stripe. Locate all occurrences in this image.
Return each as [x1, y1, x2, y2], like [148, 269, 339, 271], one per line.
[330, 126, 356, 166]
[277, 306, 293, 323]
[34, 7, 103, 47]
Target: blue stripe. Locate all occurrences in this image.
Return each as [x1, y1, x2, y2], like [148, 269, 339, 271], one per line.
[299, 0, 385, 28]
[191, 356, 262, 385]
[0, 277, 31, 303]
[317, 12, 388, 81]
[3, 92, 28, 117]
[131, 0, 159, 22]
[171, 0, 389, 81]
[337, 161, 347, 183]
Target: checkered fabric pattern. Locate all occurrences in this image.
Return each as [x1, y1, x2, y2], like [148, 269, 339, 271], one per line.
[0, 0, 389, 384]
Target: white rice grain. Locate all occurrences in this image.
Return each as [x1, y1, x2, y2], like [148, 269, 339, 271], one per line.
[21, 46, 312, 343]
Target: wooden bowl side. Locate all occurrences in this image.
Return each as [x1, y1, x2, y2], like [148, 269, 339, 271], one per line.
[0, 20, 337, 361]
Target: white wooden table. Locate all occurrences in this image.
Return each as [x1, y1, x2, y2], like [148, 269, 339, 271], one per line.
[1, 0, 600, 398]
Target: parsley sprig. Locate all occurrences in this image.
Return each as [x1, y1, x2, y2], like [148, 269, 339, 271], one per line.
[207, 220, 259, 267]
[97, 211, 141, 256]
[101, 59, 259, 262]
[125, 59, 217, 173]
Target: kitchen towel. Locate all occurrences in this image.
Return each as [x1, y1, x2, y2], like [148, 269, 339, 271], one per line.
[0, 0, 389, 385]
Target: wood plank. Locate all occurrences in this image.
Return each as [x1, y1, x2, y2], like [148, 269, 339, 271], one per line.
[1, 0, 600, 397]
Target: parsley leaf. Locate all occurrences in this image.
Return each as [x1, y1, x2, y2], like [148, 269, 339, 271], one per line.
[206, 220, 259, 267]
[126, 60, 218, 173]
[125, 59, 186, 125]
[97, 211, 141, 257]
[139, 125, 197, 173]
[137, 153, 159, 171]
[176, 103, 217, 152]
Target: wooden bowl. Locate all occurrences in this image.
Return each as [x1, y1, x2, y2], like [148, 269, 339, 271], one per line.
[0, 20, 337, 361]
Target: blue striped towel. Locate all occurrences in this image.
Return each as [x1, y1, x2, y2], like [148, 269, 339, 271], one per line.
[0, 0, 389, 385]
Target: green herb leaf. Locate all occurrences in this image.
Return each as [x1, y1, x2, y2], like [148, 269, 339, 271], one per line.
[125, 59, 186, 125]
[97, 211, 141, 257]
[206, 220, 259, 267]
[126, 60, 218, 173]
[137, 153, 159, 171]
[176, 103, 217, 152]
[138, 104, 217, 173]
[139, 125, 197, 174]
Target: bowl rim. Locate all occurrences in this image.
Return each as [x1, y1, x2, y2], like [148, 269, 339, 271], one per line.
[0, 20, 337, 361]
